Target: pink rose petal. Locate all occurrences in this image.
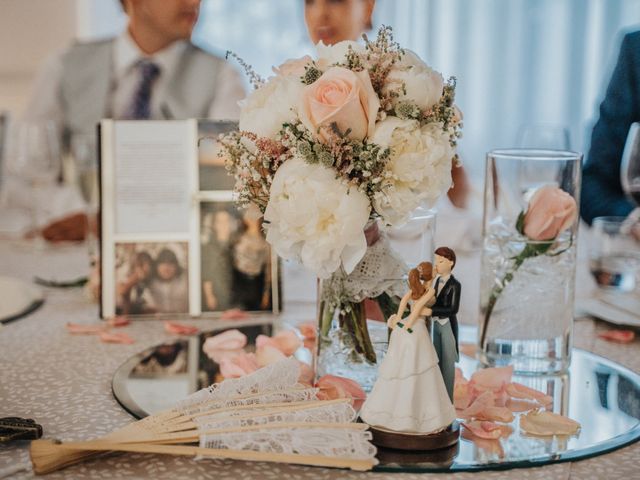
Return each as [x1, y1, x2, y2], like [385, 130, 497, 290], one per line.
[506, 398, 541, 412]
[298, 322, 317, 341]
[99, 331, 135, 344]
[203, 329, 248, 353]
[461, 420, 506, 440]
[474, 406, 514, 423]
[256, 331, 302, 356]
[506, 382, 553, 407]
[454, 382, 474, 410]
[520, 410, 580, 436]
[255, 344, 287, 367]
[164, 321, 199, 336]
[66, 322, 107, 335]
[297, 360, 315, 386]
[470, 366, 514, 392]
[598, 330, 635, 344]
[316, 375, 366, 410]
[220, 308, 249, 320]
[205, 348, 244, 364]
[106, 316, 130, 328]
[461, 428, 505, 457]
[457, 390, 495, 419]
[219, 352, 259, 378]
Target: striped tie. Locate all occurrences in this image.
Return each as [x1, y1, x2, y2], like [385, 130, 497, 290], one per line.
[126, 60, 161, 119]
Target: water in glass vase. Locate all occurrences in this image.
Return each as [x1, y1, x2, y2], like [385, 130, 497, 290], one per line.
[479, 227, 576, 374]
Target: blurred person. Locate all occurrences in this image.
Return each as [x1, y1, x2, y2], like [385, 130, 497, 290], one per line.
[232, 209, 271, 311]
[201, 209, 238, 311]
[303, 0, 469, 208]
[581, 30, 640, 225]
[149, 247, 189, 313]
[117, 250, 155, 315]
[22, 0, 246, 240]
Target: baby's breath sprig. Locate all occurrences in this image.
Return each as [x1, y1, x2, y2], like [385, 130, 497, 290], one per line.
[363, 25, 405, 96]
[218, 131, 291, 211]
[225, 51, 265, 89]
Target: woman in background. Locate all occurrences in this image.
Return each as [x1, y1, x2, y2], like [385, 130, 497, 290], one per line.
[303, 0, 469, 208]
[149, 248, 189, 313]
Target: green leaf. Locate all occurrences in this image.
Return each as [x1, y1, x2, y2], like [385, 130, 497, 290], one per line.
[515, 210, 526, 235]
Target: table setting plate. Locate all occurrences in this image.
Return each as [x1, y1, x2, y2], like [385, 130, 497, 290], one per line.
[0, 275, 44, 324]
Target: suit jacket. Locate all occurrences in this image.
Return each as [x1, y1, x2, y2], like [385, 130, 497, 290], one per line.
[431, 275, 461, 352]
[581, 30, 639, 224]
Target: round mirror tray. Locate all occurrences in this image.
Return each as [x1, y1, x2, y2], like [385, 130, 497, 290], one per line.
[113, 323, 640, 473]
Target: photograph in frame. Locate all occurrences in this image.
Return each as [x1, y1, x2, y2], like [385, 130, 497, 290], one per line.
[199, 199, 279, 313]
[115, 241, 190, 316]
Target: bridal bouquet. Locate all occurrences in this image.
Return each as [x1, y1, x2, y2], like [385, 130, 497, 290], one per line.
[220, 27, 461, 375]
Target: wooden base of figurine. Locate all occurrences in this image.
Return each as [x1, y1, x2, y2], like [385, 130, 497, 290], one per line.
[367, 421, 460, 451]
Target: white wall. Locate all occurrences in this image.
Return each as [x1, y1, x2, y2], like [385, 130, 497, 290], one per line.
[0, 0, 125, 118]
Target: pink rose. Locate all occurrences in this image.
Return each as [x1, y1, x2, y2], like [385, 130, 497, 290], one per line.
[273, 55, 313, 77]
[523, 186, 577, 241]
[298, 66, 379, 143]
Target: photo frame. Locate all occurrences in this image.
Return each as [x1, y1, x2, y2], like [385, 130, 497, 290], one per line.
[99, 119, 281, 319]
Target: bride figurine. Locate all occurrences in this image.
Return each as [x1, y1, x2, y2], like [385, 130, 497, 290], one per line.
[360, 262, 456, 435]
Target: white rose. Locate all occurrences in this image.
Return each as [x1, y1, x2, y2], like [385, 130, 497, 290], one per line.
[371, 116, 454, 226]
[239, 75, 303, 139]
[263, 156, 370, 278]
[316, 40, 365, 69]
[383, 50, 444, 112]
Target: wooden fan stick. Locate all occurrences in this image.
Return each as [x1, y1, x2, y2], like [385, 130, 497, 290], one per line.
[30, 439, 376, 475]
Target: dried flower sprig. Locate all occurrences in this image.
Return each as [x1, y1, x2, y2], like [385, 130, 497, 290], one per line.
[225, 51, 265, 89]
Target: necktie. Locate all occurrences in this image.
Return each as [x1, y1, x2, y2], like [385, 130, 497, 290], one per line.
[127, 60, 161, 119]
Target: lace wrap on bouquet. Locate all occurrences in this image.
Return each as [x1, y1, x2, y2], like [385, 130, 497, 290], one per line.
[321, 233, 407, 305]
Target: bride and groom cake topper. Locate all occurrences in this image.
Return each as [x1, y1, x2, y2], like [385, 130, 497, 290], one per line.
[360, 247, 461, 447]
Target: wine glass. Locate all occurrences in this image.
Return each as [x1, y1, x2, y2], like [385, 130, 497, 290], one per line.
[6, 121, 61, 240]
[70, 133, 99, 262]
[621, 122, 640, 207]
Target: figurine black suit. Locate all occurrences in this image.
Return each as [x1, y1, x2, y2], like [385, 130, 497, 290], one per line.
[429, 247, 461, 402]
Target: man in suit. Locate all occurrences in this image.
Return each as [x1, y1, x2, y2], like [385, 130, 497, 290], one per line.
[423, 246, 460, 402]
[21, 0, 245, 240]
[581, 30, 640, 225]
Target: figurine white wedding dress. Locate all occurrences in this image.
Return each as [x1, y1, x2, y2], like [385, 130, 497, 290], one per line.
[360, 316, 456, 433]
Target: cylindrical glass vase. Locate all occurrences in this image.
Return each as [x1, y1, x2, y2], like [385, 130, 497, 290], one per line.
[316, 211, 436, 391]
[478, 149, 582, 374]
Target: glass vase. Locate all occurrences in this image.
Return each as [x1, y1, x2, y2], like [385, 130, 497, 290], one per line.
[315, 210, 436, 391]
[478, 149, 582, 374]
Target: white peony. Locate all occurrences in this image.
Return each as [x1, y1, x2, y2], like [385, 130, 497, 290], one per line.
[383, 49, 444, 112]
[316, 40, 365, 69]
[263, 156, 371, 278]
[371, 116, 454, 226]
[239, 75, 304, 139]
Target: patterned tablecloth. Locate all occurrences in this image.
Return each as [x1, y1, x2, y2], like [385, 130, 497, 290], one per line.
[1, 237, 639, 480]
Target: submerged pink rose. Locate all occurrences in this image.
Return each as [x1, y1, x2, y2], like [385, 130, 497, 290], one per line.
[523, 185, 577, 241]
[298, 66, 379, 143]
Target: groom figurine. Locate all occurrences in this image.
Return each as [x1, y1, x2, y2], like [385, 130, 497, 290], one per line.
[424, 247, 460, 402]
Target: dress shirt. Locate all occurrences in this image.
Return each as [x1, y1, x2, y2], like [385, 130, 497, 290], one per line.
[433, 274, 451, 326]
[24, 29, 245, 129]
